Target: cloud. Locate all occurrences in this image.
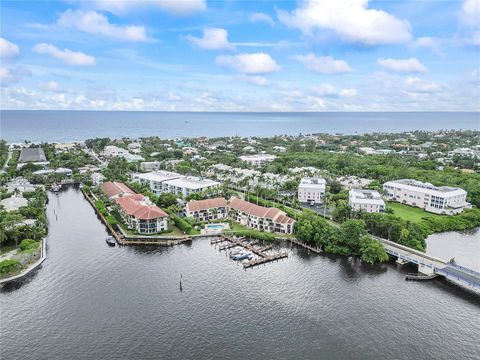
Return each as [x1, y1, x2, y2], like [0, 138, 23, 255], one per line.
[37, 81, 63, 92]
[239, 75, 269, 86]
[294, 54, 352, 74]
[312, 83, 357, 97]
[33, 43, 96, 66]
[83, 0, 206, 15]
[249, 13, 274, 26]
[460, 0, 480, 26]
[277, 0, 412, 45]
[0, 37, 20, 60]
[410, 37, 444, 56]
[378, 58, 428, 73]
[186, 28, 235, 50]
[464, 30, 480, 46]
[405, 76, 441, 93]
[215, 53, 280, 74]
[58, 9, 148, 42]
[0, 66, 31, 86]
[339, 88, 357, 97]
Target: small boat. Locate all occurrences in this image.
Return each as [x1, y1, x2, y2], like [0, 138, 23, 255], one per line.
[232, 250, 253, 261]
[229, 246, 244, 258]
[105, 236, 116, 246]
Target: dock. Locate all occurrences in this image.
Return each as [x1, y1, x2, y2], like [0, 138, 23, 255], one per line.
[213, 236, 288, 269]
[283, 237, 323, 254]
[243, 252, 288, 268]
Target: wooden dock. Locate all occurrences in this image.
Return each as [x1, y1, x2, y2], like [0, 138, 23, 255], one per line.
[243, 252, 288, 268]
[212, 236, 288, 268]
[284, 237, 323, 254]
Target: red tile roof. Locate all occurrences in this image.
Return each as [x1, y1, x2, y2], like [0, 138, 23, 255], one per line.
[228, 197, 294, 224]
[186, 197, 227, 212]
[115, 195, 168, 220]
[100, 181, 135, 198]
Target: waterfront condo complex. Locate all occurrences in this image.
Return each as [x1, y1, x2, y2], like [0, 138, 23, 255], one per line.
[229, 197, 295, 234]
[383, 179, 471, 215]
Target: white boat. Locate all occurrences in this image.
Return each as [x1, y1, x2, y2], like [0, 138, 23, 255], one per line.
[231, 250, 253, 261]
[51, 183, 61, 192]
[229, 247, 244, 258]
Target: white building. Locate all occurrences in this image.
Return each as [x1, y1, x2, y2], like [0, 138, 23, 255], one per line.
[140, 161, 162, 172]
[101, 145, 144, 162]
[239, 154, 276, 167]
[348, 189, 385, 213]
[383, 179, 471, 215]
[298, 177, 326, 204]
[162, 177, 221, 197]
[131, 171, 183, 195]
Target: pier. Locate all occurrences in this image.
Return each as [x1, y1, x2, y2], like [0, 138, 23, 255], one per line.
[212, 236, 288, 268]
[281, 237, 323, 254]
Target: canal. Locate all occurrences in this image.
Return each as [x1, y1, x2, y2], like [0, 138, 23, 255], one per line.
[1, 187, 479, 360]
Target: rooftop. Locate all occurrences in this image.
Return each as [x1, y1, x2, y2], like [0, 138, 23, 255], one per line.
[100, 181, 135, 198]
[164, 176, 220, 189]
[133, 171, 183, 182]
[186, 197, 228, 212]
[19, 147, 47, 162]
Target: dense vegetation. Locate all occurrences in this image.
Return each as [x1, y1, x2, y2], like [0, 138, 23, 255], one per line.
[295, 212, 389, 264]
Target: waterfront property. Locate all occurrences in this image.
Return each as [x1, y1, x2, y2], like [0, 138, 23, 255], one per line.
[228, 197, 295, 234]
[383, 179, 471, 215]
[239, 154, 276, 167]
[185, 197, 228, 222]
[348, 189, 385, 213]
[115, 194, 169, 234]
[298, 177, 326, 205]
[100, 181, 135, 199]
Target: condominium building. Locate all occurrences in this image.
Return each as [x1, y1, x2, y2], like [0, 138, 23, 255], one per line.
[115, 193, 169, 234]
[239, 154, 276, 167]
[185, 197, 228, 222]
[162, 177, 221, 197]
[229, 197, 295, 234]
[383, 179, 470, 215]
[348, 189, 385, 213]
[132, 171, 183, 195]
[298, 177, 326, 204]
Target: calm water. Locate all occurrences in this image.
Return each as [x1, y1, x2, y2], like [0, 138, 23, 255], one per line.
[1, 188, 479, 360]
[1, 111, 479, 142]
[426, 228, 480, 272]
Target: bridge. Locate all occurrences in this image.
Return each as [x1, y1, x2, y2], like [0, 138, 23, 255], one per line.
[374, 237, 480, 291]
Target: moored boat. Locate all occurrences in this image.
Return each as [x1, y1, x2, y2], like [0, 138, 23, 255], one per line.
[231, 250, 253, 261]
[106, 236, 116, 246]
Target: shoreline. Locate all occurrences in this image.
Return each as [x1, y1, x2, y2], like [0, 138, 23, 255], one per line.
[0, 237, 47, 285]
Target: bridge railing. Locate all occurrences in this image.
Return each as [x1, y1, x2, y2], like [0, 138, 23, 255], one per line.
[373, 236, 447, 265]
[444, 263, 480, 277]
[435, 268, 480, 289]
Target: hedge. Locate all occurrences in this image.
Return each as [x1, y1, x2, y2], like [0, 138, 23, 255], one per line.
[170, 214, 193, 234]
[0, 259, 20, 274]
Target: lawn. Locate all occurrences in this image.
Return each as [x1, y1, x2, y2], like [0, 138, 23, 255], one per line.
[386, 202, 443, 223]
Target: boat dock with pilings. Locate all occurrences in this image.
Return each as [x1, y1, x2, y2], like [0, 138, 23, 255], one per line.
[211, 236, 288, 269]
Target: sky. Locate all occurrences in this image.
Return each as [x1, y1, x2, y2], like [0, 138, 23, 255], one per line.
[0, 0, 479, 111]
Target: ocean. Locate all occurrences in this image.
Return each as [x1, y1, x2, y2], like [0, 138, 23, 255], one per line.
[1, 111, 479, 142]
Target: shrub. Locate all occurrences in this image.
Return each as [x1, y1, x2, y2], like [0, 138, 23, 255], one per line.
[170, 214, 193, 234]
[95, 200, 106, 210]
[19, 239, 38, 252]
[106, 215, 117, 226]
[0, 259, 20, 274]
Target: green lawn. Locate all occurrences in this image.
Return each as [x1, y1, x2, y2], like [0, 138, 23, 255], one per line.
[386, 202, 443, 223]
